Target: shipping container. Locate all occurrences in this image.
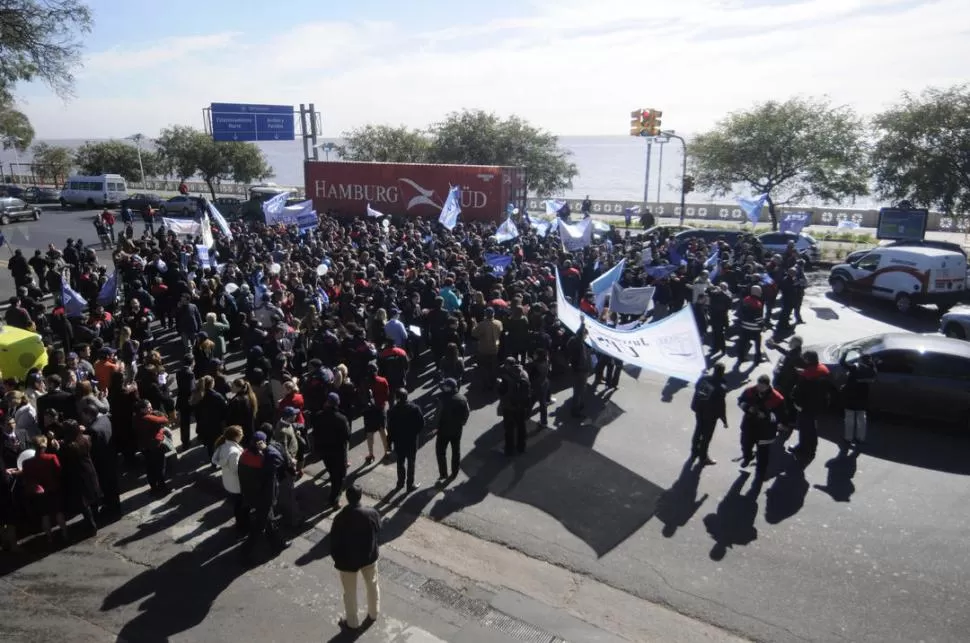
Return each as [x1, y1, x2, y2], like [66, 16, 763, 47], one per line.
[304, 161, 527, 224]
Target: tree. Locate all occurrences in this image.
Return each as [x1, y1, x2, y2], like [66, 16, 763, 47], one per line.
[689, 97, 870, 229]
[30, 141, 73, 183]
[0, 1, 93, 146]
[154, 126, 274, 199]
[871, 85, 970, 215]
[337, 110, 578, 196]
[73, 139, 155, 182]
[336, 124, 430, 163]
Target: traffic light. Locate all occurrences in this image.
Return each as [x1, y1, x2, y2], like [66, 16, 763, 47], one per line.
[629, 109, 651, 136]
[647, 110, 663, 136]
[682, 175, 696, 194]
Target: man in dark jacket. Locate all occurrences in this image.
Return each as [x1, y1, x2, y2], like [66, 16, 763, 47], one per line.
[735, 284, 765, 368]
[315, 393, 351, 508]
[331, 484, 382, 630]
[387, 388, 423, 492]
[80, 405, 120, 517]
[175, 293, 203, 353]
[175, 356, 195, 449]
[434, 378, 470, 482]
[37, 375, 77, 422]
[497, 357, 532, 455]
[566, 324, 591, 417]
[738, 374, 785, 487]
[789, 351, 830, 463]
[690, 363, 728, 466]
[841, 353, 875, 449]
[237, 431, 288, 562]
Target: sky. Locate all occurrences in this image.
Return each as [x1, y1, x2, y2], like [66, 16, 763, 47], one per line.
[13, 0, 970, 139]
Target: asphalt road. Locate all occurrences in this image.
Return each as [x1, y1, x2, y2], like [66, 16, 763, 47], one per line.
[1, 210, 968, 642]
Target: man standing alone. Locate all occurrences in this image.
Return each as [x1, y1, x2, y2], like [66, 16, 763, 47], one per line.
[332, 484, 382, 631]
[387, 388, 423, 492]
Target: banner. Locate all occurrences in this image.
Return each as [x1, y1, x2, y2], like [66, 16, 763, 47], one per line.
[738, 193, 768, 224]
[297, 209, 318, 233]
[196, 245, 213, 269]
[162, 218, 201, 236]
[438, 186, 461, 230]
[780, 211, 811, 235]
[208, 202, 233, 240]
[645, 264, 679, 279]
[590, 258, 626, 311]
[559, 217, 593, 252]
[261, 191, 290, 224]
[200, 212, 215, 248]
[493, 217, 519, 243]
[608, 282, 655, 315]
[484, 253, 513, 275]
[265, 199, 313, 227]
[556, 269, 705, 382]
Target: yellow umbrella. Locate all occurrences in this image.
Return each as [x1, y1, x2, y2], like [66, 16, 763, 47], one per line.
[0, 325, 48, 381]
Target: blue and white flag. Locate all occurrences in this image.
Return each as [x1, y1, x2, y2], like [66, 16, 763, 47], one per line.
[196, 245, 213, 270]
[366, 203, 385, 218]
[438, 186, 461, 230]
[208, 202, 233, 241]
[484, 253, 513, 275]
[645, 264, 679, 280]
[200, 211, 215, 248]
[668, 244, 687, 266]
[559, 217, 593, 252]
[61, 282, 87, 318]
[531, 219, 551, 237]
[704, 248, 719, 271]
[545, 199, 566, 216]
[780, 212, 811, 235]
[261, 191, 291, 224]
[590, 258, 626, 311]
[506, 203, 516, 217]
[738, 193, 768, 224]
[609, 282, 655, 315]
[97, 270, 119, 306]
[494, 217, 519, 243]
[837, 219, 860, 230]
[625, 205, 640, 216]
[315, 286, 329, 312]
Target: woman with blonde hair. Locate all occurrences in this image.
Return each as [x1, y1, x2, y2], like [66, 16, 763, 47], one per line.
[211, 425, 248, 531]
[190, 375, 228, 458]
[227, 379, 258, 440]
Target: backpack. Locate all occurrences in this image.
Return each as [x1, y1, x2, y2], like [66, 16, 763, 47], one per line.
[690, 377, 717, 413]
[510, 374, 532, 408]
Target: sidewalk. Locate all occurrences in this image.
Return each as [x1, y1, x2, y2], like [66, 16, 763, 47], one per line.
[0, 451, 749, 643]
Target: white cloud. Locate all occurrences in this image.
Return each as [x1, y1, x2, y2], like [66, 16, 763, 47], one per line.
[81, 33, 240, 74]
[21, 0, 970, 138]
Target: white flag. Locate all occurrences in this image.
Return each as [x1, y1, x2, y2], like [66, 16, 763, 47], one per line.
[494, 217, 519, 243]
[559, 217, 593, 252]
[366, 203, 385, 218]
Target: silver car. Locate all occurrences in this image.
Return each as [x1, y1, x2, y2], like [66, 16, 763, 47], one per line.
[757, 231, 820, 267]
[940, 310, 970, 340]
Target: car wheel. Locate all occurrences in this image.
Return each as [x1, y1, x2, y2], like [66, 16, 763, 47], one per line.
[32, 210, 39, 221]
[944, 323, 966, 340]
[86, 198, 95, 208]
[0, 214, 9, 225]
[895, 293, 913, 313]
[830, 277, 847, 295]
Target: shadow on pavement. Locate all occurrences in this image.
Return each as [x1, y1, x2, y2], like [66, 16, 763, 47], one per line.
[429, 405, 664, 558]
[703, 471, 758, 561]
[101, 530, 249, 641]
[764, 458, 810, 525]
[655, 460, 708, 538]
[813, 450, 858, 502]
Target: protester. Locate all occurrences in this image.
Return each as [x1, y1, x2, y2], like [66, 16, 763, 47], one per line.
[331, 484, 382, 631]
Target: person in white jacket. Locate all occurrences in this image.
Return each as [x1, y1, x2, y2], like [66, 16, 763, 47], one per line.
[211, 425, 248, 532]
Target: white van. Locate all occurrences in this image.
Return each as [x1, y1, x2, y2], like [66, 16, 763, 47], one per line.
[829, 246, 967, 313]
[60, 174, 128, 208]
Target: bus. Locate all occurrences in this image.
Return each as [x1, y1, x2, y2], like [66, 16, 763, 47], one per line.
[60, 174, 129, 208]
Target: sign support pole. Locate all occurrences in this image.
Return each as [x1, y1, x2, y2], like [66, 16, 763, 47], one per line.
[643, 141, 652, 206]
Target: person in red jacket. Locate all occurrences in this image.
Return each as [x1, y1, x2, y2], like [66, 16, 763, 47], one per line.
[737, 374, 784, 487]
[788, 351, 831, 463]
[100, 209, 116, 245]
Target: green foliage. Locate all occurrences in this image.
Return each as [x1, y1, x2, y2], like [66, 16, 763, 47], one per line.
[0, 95, 34, 152]
[689, 97, 870, 229]
[30, 141, 73, 182]
[336, 125, 431, 163]
[154, 126, 273, 199]
[338, 109, 578, 196]
[73, 139, 154, 182]
[871, 85, 970, 214]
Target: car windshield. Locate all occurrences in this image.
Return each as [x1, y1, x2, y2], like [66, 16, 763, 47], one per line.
[834, 334, 885, 360]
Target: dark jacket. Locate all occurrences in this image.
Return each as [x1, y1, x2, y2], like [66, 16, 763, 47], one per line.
[193, 390, 228, 437]
[387, 400, 424, 451]
[738, 385, 784, 441]
[314, 406, 351, 456]
[792, 364, 831, 414]
[841, 359, 875, 410]
[691, 374, 727, 424]
[436, 391, 470, 436]
[331, 503, 382, 572]
[175, 367, 195, 409]
[226, 394, 257, 438]
[237, 444, 283, 512]
[772, 346, 804, 394]
[38, 389, 77, 422]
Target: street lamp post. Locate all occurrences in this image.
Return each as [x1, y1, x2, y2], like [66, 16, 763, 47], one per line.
[126, 134, 146, 184]
[663, 132, 688, 225]
[653, 134, 671, 207]
[314, 142, 336, 161]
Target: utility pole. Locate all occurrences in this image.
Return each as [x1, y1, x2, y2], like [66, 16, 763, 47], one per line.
[643, 141, 652, 205]
[654, 135, 670, 206]
[663, 132, 689, 225]
[126, 134, 146, 183]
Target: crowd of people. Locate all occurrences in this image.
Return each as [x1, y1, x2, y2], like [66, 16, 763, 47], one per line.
[0, 201, 843, 623]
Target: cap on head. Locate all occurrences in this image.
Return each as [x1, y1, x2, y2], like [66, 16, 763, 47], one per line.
[253, 431, 268, 442]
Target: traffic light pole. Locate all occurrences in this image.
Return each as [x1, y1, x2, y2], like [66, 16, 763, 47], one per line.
[664, 132, 688, 225]
[642, 141, 652, 205]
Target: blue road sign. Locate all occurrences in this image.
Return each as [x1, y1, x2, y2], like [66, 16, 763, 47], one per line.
[209, 103, 295, 142]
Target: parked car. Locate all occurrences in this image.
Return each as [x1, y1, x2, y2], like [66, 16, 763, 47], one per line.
[21, 186, 61, 203]
[0, 184, 25, 199]
[673, 228, 745, 253]
[812, 332, 970, 428]
[758, 231, 821, 267]
[159, 195, 205, 217]
[121, 192, 164, 212]
[643, 224, 695, 239]
[0, 197, 41, 225]
[939, 309, 970, 339]
[829, 246, 967, 313]
[845, 239, 967, 265]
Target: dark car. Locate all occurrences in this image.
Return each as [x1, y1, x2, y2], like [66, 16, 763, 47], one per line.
[812, 332, 970, 429]
[0, 197, 41, 224]
[846, 239, 967, 264]
[213, 196, 243, 219]
[673, 228, 745, 253]
[0, 184, 25, 199]
[22, 186, 60, 203]
[120, 192, 164, 212]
